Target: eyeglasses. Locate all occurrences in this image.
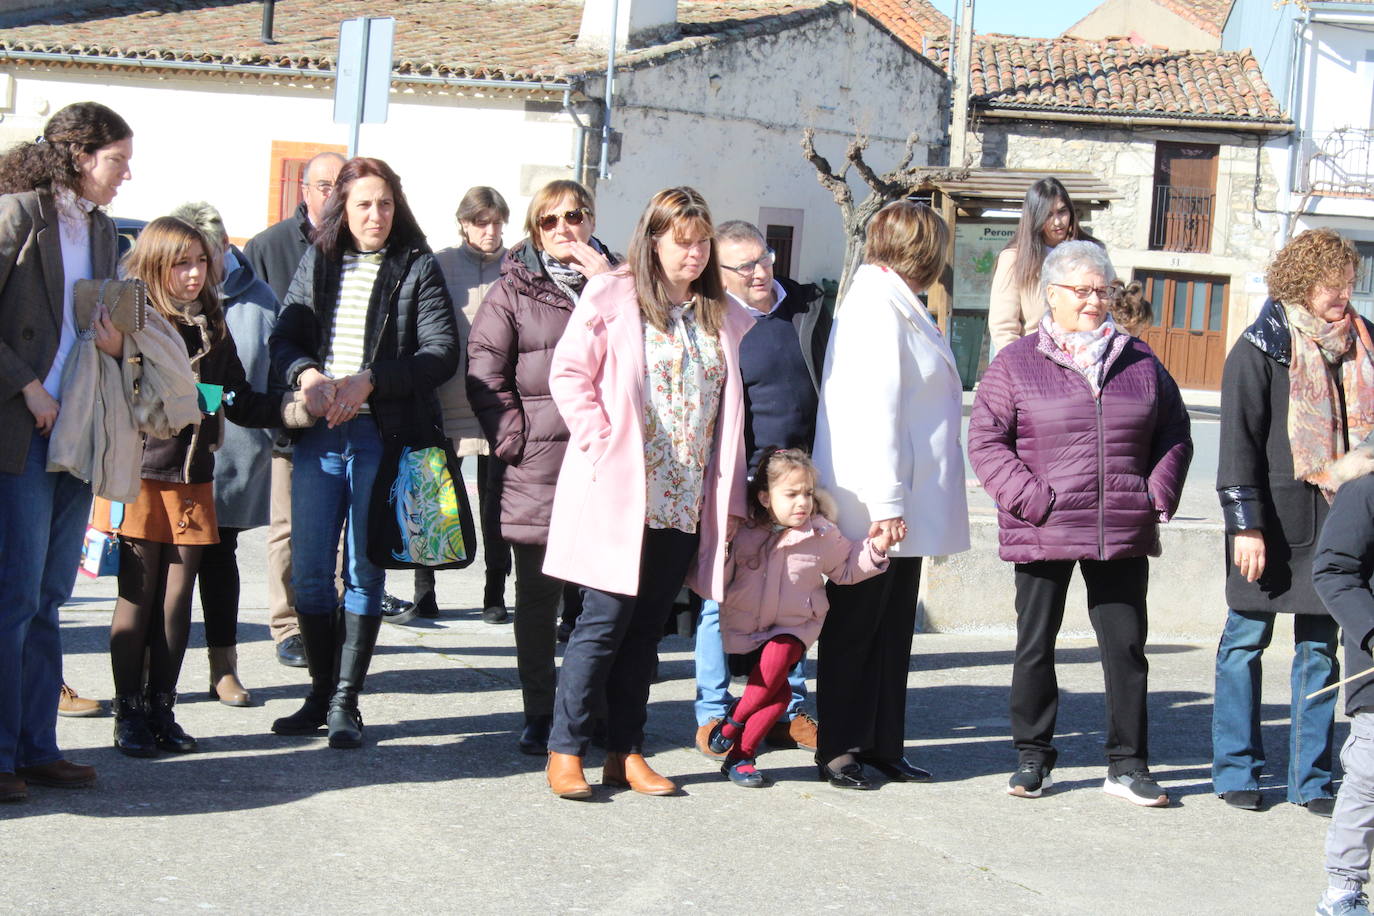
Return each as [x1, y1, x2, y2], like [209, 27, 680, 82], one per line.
[302, 181, 335, 194]
[1049, 283, 1120, 301]
[537, 208, 591, 232]
[721, 249, 776, 277]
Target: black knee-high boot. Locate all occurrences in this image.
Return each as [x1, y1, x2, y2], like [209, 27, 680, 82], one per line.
[271, 611, 338, 735]
[328, 613, 382, 749]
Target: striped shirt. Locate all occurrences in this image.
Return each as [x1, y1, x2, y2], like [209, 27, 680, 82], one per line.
[325, 251, 382, 384]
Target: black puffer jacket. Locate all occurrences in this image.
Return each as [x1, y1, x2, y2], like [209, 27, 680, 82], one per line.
[465, 239, 614, 544]
[1313, 450, 1374, 713]
[270, 241, 458, 443]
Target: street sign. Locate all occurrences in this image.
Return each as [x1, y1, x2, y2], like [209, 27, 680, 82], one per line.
[333, 16, 395, 156]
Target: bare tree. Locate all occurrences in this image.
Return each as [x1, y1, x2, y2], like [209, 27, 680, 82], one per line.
[802, 128, 969, 296]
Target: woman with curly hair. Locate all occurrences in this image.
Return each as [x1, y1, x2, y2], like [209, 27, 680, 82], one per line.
[1214, 228, 1372, 816]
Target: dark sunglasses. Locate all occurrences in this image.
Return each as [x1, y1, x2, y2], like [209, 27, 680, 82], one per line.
[537, 208, 590, 232]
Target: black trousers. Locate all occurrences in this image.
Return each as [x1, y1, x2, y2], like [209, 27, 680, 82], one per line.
[197, 526, 243, 648]
[1010, 556, 1150, 774]
[413, 453, 512, 604]
[817, 555, 923, 762]
[511, 543, 563, 717]
[548, 527, 698, 756]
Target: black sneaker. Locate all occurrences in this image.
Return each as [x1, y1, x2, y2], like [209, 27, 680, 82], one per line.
[1007, 761, 1052, 798]
[1104, 767, 1168, 807]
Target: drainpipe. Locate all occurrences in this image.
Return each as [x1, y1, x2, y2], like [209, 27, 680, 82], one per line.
[562, 87, 589, 186]
[1281, 7, 1314, 243]
[261, 0, 275, 44]
[598, 0, 619, 180]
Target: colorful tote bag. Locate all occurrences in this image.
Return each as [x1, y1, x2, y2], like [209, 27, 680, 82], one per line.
[367, 429, 476, 570]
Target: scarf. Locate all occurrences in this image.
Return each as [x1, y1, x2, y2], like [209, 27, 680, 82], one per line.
[541, 250, 589, 304]
[53, 187, 95, 246]
[1038, 312, 1118, 395]
[1286, 303, 1374, 499]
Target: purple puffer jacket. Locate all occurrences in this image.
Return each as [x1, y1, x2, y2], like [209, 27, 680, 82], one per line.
[968, 330, 1192, 562]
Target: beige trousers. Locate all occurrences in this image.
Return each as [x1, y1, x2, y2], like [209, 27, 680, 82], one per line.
[267, 454, 298, 643]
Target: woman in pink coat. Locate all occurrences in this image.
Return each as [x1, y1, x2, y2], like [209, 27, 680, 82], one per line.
[542, 187, 753, 800]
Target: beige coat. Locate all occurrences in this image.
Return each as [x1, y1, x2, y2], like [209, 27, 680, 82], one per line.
[988, 248, 1045, 352]
[433, 242, 505, 455]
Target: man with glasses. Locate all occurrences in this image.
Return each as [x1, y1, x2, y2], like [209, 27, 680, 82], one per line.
[243, 151, 412, 666]
[693, 220, 831, 759]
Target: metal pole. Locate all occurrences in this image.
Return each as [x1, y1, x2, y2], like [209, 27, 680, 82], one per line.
[350, 19, 371, 158]
[261, 0, 275, 44]
[598, 0, 619, 180]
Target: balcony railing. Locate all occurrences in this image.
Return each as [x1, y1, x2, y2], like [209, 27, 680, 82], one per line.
[1148, 185, 1215, 254]
[1300, 128, 1374, 198]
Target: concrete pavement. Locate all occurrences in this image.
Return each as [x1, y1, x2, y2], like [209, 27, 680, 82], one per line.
[6, 522, 1337, 915]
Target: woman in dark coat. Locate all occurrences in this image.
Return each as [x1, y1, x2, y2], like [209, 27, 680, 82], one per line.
[269, 157, 458, 750]
[466, 179, 613, 755]
[969, 240, 1192, 807]
[1213, 228, 1372, 816]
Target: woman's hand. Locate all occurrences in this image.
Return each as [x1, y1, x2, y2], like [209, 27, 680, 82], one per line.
[869, 517, 907, 548]
[93, 306, 124, 358]
[565, 240, 613, 280]
[21, 379, 59, 436]
[299, 368, 336, 418]
[1233, 529, 1266, 583]
[325, 369, 375, 429]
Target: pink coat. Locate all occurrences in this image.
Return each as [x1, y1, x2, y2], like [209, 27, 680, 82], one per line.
[542, 268, 753, 598]
[720, 516, 888, 654]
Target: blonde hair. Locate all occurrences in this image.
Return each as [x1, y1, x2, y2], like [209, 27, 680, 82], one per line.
[864, 200, 949, 293]
[625, 186, 727, 336]
[122, 215, 224, 342]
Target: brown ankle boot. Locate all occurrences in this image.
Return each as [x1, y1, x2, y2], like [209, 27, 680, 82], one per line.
[208, 646, 251, 707]
[603, 752, 677, 795]
[546, 752, 592, 800]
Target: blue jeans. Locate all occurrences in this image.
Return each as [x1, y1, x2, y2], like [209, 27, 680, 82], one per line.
[291, 417, 384, 618]
[1212, 608, 1339, 803]
[0, 434, 91, 772]
[693, 598, 807, 727]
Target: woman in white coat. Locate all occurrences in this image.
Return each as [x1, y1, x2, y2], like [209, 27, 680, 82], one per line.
[812, 201, 970, 789]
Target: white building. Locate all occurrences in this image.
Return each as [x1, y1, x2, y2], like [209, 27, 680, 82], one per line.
[0, 0, 948, 285]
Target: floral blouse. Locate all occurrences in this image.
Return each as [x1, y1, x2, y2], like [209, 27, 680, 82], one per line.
[642, 300, 726, 532]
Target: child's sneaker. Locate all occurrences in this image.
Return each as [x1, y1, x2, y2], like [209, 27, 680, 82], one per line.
[1007, 761, 1052, 798]
[721, 757, 766, 788]
[1103, 767, 1168, 807]
[1317, 890, 1372, 916]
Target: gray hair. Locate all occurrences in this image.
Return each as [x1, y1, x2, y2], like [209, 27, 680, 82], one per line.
[303, 151, 346, 184]
[1041, 239, 1115, 300]
[715, 220, 767, 248]
[168, 200, 226, 251]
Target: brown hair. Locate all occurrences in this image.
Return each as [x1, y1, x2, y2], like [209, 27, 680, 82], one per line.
[456, 185, 510, 225]
[864, 200, 949, 293]
[523, 179, 595, 249]
[312, 157, 426, 262]
[626, 186, 726, 335]
[1005, 177, 1098, 297]
[745, 447, 819, 526]
[1112, 281, 1154, 337]
[1267, 228, 1360, 310]
[122, 216, 225, 342]
[0, 101, 132, 197]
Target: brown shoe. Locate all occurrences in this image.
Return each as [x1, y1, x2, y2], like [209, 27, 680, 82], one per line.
[208, 646, 252, 707]
[57, 684, 102, 718]
[603, 752, 677, 795]
[0, 772, 26, 802]
[695, 719, 728, 760]
[16, 759, 96, 789]
[766, 710, 818, 752]
[546, 752, 592, 800]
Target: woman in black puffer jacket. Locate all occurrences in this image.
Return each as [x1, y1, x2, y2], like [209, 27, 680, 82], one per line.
[269, 157, 458, 750]
[466, 180, 614, 755]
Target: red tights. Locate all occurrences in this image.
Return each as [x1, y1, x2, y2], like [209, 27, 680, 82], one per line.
[719, 635, 806, 759]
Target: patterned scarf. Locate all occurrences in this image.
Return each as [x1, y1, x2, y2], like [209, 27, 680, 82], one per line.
[1286, 303, 1374, 498]
[1038, 312, 1118, 395]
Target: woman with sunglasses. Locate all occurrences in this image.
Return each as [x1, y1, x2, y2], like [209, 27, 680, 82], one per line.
[541, 186, 752, 799]
[466, 180, 614, 755]
[969, 240, 1191, 806]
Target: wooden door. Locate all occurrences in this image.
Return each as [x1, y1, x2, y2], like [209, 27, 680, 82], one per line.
[1134, 270, 1228, 389]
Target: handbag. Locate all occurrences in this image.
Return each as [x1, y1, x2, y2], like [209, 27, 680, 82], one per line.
[74, 278, 147, 333]
[78, 502, 124, 579]
[367, 426, 476, 570]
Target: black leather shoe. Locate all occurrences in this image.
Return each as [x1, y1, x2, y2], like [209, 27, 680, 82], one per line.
[276, 634, 307, 668]
[482, 604, 509, 624]
[518, 715, 552, 755]
[859, 756, 933, 782]
[1220, 789, 1262, 811]
[380, 593, 416, 624]
[112, 695, 158, 758]
[1305, 797, 1337, 818]
[146, 692, 198, 753]
[412, 592, 440, 619]
[818, 761, 872, 790]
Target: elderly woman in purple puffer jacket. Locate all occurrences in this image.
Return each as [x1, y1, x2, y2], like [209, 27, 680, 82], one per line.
[969, 240, 1192, 809]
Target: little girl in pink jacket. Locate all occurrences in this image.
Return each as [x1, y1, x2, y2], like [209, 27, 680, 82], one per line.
[709, 447, 891, 787]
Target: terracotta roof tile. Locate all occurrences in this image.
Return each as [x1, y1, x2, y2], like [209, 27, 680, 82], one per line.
[0, 0, 845, 84]
[931, 36, 1286, 124]
[1151, 0, 1232, 38]
[853, 0, 950, 53]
